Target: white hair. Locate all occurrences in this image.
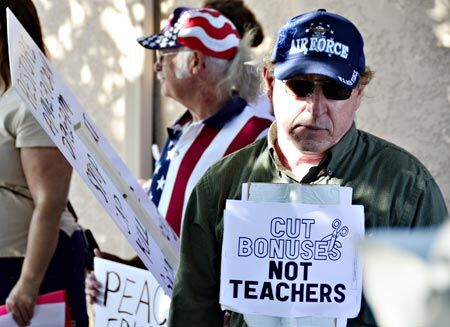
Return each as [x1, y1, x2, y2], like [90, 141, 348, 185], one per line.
[173, 33, 261, 102]
[214, 32, 262, 102]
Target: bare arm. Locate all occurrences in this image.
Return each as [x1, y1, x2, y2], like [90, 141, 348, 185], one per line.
[6, 147, 72, 326]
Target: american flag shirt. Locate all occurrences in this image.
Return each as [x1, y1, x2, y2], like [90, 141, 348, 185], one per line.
[148, 96, 273, 235]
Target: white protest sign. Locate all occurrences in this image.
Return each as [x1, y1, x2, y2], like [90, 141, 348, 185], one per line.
[94, 257, 170, 327]
[0, 303, 66, 327]
[220, 200, 364, 318]
[6, 9, 179, 296]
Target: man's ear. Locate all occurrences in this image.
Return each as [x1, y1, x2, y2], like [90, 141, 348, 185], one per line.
[189, 51, 204, 75]
[354, 84, 366, 111]
[263, 67, 274, 100]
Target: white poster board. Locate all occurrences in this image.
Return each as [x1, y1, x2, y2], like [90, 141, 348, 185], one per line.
[220, 200, 364, 318]
[0, 304, 66, 327]
[94, 257, 170, 326]
[0, 291, 68, 326]
[6, 9, 179, 296]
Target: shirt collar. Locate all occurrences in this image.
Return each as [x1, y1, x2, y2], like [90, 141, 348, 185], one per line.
[267, 121, 358, 182]
[327, 122, 358, 175]
[267, 122, 303, 182]
[170, 95, 247, 133]
[203, 95, 247, 128]
[168, 111, 192, 139]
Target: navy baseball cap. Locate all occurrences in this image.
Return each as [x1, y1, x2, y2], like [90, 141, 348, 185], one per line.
[271, 9, 365, 89]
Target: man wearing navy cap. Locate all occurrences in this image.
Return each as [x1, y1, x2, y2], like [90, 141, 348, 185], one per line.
[169, 9, 448, 327]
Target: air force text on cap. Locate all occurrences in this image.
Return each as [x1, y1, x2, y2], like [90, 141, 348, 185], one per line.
[289, 33, 349, 59]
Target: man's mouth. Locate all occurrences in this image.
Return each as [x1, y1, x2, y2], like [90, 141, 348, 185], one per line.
[297, 124, 325, 131]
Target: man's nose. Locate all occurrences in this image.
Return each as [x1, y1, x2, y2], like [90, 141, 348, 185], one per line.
[307, 86, 327, 116]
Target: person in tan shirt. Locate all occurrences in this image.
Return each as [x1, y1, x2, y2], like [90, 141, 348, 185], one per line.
[0, 1, 87, 326]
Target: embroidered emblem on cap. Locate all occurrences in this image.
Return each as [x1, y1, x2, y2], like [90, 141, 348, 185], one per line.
[309, 24, 330, 36]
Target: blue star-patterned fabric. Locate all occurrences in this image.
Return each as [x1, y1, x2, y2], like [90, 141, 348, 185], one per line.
[148, 125, 183, 206]
[147, 96, 247, 206]
[137, 7, 190, 50]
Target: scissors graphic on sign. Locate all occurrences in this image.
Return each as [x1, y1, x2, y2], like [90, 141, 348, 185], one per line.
[322, 219, 349, 251]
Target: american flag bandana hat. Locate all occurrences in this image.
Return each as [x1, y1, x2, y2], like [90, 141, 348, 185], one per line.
[137, 7, 241, 60]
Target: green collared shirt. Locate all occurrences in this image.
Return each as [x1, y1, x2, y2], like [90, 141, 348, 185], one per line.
[169, 123, 448, 327]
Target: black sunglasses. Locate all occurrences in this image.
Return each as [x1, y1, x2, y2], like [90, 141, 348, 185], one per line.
[284, 79, 353, 100]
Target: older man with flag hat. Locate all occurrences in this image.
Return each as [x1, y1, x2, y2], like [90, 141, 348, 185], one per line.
[138, 7, 272, 236]
[85, 6, 272, 306]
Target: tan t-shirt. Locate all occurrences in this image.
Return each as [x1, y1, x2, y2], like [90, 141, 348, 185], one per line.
[0, 88, 78, 257]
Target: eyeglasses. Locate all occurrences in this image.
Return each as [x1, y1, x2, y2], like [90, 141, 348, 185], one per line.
[283, 78, 353, 100]
[155, 49, 191, 64]
[155, 50, 178, 64]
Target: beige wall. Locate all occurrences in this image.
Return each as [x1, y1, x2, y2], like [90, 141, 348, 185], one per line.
[34, 0, 155, 257]
[162, 0, 450, 209]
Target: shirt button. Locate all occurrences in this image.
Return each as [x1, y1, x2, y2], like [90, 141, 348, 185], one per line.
[327, 169, 333, 177]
